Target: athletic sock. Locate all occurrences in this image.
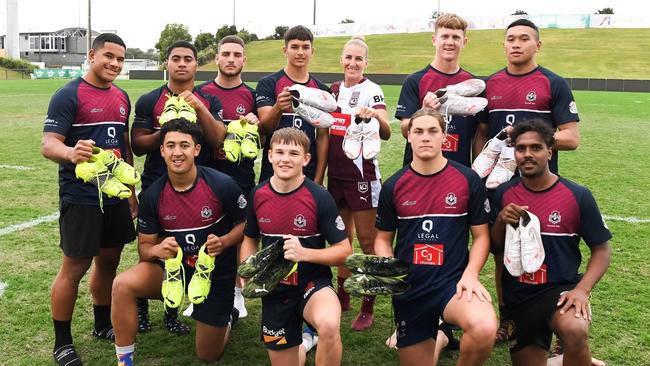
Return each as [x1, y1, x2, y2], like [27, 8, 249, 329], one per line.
[337, 276, 350, 310]
[93, 304, 112, 333]
[360, 295, 375, 314]
[115, 344, 135, 366]
[53, 319, 73, 349]
[53, 343, 82, 366]
[301, 327, 318, 353]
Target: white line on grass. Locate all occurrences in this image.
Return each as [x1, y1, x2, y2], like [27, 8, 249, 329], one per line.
[0, 212, 59, 237]
[0, 281, 7, 297]
[0, 164, 34, 171]
[603, 215, 650, 224]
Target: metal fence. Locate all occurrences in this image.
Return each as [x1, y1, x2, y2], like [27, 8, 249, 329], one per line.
[0, 68, 33, 80]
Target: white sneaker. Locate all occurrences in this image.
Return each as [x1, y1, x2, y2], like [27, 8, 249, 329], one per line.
[504, 223, 524, 276]
[439, 94, 488, 116]
[289, 84, 337, 112]
[292, 99, 335, 128]
[343, 121, 364, 159]
[486, 145, 516, 189]
[519, 211, 545, 273]
[472, 135, 507, 178]
[361, 118, 381, 160]
[444, 78, 486, 97]
[233, 287, 248, 318]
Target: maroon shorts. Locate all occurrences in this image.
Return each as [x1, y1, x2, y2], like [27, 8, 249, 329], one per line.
[328, 177, 380, 211]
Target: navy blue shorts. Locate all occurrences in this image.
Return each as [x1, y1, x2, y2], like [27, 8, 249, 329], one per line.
[392, 280, 457, 348]
[261, 278, 333, 350]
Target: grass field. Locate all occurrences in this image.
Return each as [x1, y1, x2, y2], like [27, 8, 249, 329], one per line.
[200, 28, 650, 79]
[0, 79, 649, 365]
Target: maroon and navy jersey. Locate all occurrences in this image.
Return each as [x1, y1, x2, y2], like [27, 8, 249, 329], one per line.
[478, 66, 579, 174]
[376, 161, 490, 301]
[329, 78, 385, 181]
[244, 179, 347, 296]
[138, 166, 247, 280]
[395, 65, 478, 167]
[492, 177, 611, 306]
[255, 70, 330, 181]
[44, 77, 131, 205]
[132, 85, 224, 191]
[197, 81, 257, 192]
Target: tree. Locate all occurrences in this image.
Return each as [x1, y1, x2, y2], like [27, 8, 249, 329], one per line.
[431, 11, 441, 19]
[272, 26, 289, 40]
[155, 23, 192, 63]
[595, 7, 614, 14]
[511, 10, 528, 15]
[216, 24, 238, 43]
[340, 19, 355, 24]
[194, 32, 216, 52]
[237, 29, 258, 43]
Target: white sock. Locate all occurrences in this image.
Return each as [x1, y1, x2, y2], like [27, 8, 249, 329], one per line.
[302, 332, 318, 352]
[115, 343, 135, 356]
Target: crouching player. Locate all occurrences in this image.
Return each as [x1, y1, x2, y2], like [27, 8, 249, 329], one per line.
[491, 119, 611, 366]
[111, 119, 247, 364]
[240, 128, 352, 366]
[374, 109, 496, 366]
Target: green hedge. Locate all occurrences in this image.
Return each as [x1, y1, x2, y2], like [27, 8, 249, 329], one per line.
[0, 57, 37, 73]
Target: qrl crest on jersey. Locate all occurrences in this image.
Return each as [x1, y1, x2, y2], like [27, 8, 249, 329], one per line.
[349, 91, 360, 108]
[548, 210, 562, 225]
[445, 192, 457, 207]
[526, 91, 537, 103]
[294, 214, 307, 229]
[237, 194, 247, 209]
[119, 104, 126, 116]
[236, 104, 246, 115]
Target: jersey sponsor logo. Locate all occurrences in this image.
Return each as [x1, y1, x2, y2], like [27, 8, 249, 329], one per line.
[484, 198, 491, 214]
[201, 206, 213, 219]
[335, 216, 345, 231]
[185, 254, 198, 268]
[518, 264, 547, 285]
[329, 113, 351, 137]
[90, 107, 104, 113]
[294, 214, 307, 229]
[548, 210, 561, 225]
[401, 200, 417, 206]
[105, 148, 122, 159]
[262, 326, 288, 345]
[259, 217, 271, 223]
[164, 214, 177, 221]
[280, 270, 299, 286]
[413, 244, 444, 265]
[349, 91, 360, 108]
[237, 194, 247, 209]
[236, 104, 246, 115]
[358, 181, 368, 193]
[491, 95, 503, 101]
[373, 95, 385, 104]
[445, 192, 457, 207]
[119, 104, 127, 117]
[569, 101, 578, 114]
[526, 91, 537, 103]
[417, 220, 439, 241]
[441, 133, 459, 152]
[303, 280, 316, 299]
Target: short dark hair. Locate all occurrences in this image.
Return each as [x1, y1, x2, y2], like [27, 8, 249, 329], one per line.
[92, 33, 126, 50]
[218, 35, 245, 52]
[160, 118, 203, 145]
[408, 108, 446, 133]
[510, 119, 555, 148]
[270, 127, 310, 154]
[284, 25, 313, 45]
[166, 40, 197, 60]
[507, 19, 540, 39]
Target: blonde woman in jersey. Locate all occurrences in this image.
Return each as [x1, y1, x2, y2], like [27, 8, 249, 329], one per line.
[328, 35, 391, 331]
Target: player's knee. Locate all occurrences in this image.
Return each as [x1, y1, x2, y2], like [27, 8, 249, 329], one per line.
[111, 274, 133, 301]
[196, 343, 224, 363]
[556, 320, 589, 349]
[466, 316, 497, 347]
[357, 235, 375, 254]
[314, 320, 341, 344]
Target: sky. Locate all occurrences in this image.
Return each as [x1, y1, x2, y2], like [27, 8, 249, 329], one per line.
[1, 0, 645, 50]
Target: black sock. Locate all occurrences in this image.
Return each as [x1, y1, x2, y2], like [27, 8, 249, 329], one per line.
[53, 319, 73, 349]
[137, 298, 149, 313]
[164, 307, 178, 318]
[93, 304, 111, 332]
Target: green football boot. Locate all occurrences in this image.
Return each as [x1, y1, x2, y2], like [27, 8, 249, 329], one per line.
[240, 121, 261, 160]
[237, 239, 284, 278]
[344, 254, 410, 277]
[161, 248, 185, 309]
[159, 95, 179, 125]
[242, 260, 298, 298]
[75, 159, 131, 205]
[223, 120, 246, 163]
[344, 273, 410, 296]
[188, 244, 216, 304]
[90, 147, 140, 186]
[176, 98, 197, 123]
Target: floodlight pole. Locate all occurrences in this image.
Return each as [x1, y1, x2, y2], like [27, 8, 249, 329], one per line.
[87, 0, 91, 55]
[313, 0, 316, 25]
[232, 0, 236, 26]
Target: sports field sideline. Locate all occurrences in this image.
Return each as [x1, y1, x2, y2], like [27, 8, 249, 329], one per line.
[0, 79, 649, 365]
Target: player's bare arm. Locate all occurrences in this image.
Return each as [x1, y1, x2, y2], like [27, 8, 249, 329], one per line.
[457, 223, 493, 302]
[282, 235, 352, 266]
[41, 132, 94, 164]
[178, 90, 226, 147]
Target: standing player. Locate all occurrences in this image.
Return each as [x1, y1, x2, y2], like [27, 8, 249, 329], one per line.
[240, 128, 352, 366]
[197, 34, 259, 318]
[131, 40, 225, 334]
[111, 118, 247, 365]
[395, 13, 482, 167]
[374, 109, 496, 366]
[41, 33, 137, 366]
[472, 19, 580, 344]
[490, 119, 611, 366]
[328, 36, 391, 331]
[255, 25, 330, 184]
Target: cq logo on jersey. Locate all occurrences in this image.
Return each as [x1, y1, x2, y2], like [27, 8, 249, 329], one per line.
[294, 214, 307, 229]
[236, 104, 246, 115]
[548, 210, 562, 225]
[201, 206, 213, 219]
[526, 91, 537, 103]
[445, 192, 457, 207]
